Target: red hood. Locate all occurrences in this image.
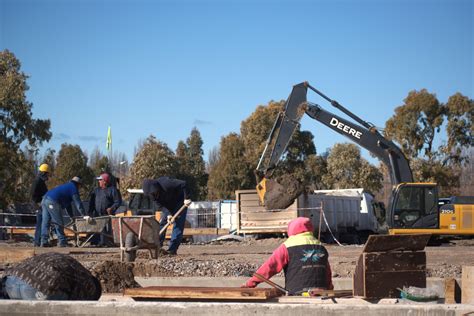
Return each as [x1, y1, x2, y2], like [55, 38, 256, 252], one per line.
[287, 217, 314, 236]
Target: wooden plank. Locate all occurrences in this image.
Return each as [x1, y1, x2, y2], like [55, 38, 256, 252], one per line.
[237, 228, 287, 234]
[462, 266, 474, 304]
[353, 254, 365, 297]
[239, 194, 262, 202]
[241, 211, 296, 221]
[363, 252, 426, 272]
[0, 248, 35, 263]
[124, 286, 282, 300]
[444, 278, 461, 304]
[240, 221, 290, 227]
[362, 234, 431, 253]
[240, 205, 266, 212]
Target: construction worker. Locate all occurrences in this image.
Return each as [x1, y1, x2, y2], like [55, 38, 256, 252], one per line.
[142, 177, 192, 255]
[40, 176, 86, 247]
[242, 217, 333, 295]
[88, 172, 122, 246]
[0, 252, 101, 300]
[30, 163, 50, 247]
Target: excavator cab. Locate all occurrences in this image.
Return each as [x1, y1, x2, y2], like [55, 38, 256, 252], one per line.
[389, 183, 439, 229]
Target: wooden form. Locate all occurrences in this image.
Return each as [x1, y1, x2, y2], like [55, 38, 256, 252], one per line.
[124, 286, 282, 301]
[462, 266, 474, 304]
[444, 278, 461, 304]
[0, 248, 35, 263]
[353, 234, 431, 299]
[236, 190, 297, 234]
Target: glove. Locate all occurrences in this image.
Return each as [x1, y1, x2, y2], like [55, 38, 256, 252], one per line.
[167, 215, 174, 224]
[83, 216, 93, 224]
[184, 199, 192, 207]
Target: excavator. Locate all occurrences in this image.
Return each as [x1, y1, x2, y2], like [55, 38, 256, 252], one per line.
[256, 82, 474, 236]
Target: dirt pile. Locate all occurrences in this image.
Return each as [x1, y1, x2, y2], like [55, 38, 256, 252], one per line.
[89, 261, 140, 293]
[264, 175, 304, 210]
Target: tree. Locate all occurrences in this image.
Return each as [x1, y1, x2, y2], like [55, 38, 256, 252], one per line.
[240, 100, 316, 186]
[442, 93, 474, 165]
[207, 133, 254, 199]
[240, 101, 284, 165]
[322, 143, 383, 194]
[50, 144, 94, 198]
[176, 128, 208, 201]
[122, 136, 178, 195]
[0, 50, 52, 207]
[89, 146, 111, 176]
[384, 89, 473, 195]
[40, 148, 56, 174]
[0, 50, 51, 149]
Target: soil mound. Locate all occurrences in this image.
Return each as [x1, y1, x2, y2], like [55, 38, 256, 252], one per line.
[90, 261, 140, 293]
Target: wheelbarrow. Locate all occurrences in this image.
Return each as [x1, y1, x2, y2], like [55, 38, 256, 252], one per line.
[111, 203, 188, 262]
[71, 216, 111, 247]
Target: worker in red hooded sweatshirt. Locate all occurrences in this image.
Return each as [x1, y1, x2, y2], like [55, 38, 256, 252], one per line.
[242, 217, 333, 295]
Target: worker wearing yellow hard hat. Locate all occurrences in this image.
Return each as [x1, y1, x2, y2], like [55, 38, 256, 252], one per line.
[31, 164, 51, 246]
[38, 164, 50, 173]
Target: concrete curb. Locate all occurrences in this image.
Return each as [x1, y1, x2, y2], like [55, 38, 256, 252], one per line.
[1, 300, 473, 316]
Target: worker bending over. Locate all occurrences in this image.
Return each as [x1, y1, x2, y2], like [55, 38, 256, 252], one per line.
[143, 177, 191, 255]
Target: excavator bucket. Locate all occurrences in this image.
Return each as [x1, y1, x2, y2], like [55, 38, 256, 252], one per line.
[257, 176, 304, 210]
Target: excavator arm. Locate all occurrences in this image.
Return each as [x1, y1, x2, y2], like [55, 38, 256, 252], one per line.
[256, 82, 412, 194]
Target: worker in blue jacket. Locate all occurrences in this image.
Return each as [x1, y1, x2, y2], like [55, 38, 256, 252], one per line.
[40, 176, 86, 247]
[143, 177, 191, 255]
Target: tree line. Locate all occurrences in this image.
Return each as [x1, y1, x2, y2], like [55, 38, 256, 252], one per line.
[1, 49, 472, 209]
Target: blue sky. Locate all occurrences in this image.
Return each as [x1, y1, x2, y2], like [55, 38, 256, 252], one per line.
[1, 0, 472, 164]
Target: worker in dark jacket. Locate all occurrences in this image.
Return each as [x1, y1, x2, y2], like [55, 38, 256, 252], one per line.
[0, 252, 101, 300]
[88, 173, 122, 246]
[40, 177, 86, 247]
[30, 164, 50, 247]
[242, 217, 333, 295]
[143, 177, 191, 255]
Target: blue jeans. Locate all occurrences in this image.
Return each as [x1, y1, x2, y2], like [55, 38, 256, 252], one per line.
[41, 197, 67, 246]
[3, 276, 67, 300]
[34, 208, 42, 246]
[159, 204, 187, 253]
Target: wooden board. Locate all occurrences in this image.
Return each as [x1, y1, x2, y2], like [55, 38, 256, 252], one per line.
[444, 278, 461, 304]
[124, 286, 282, 300]
[362, 234, 431, 253]
[0, 248, 35, 263]
[462, 266, 474, 304]
[236, 189, 297, 234]
[362, 252, 426, 272]
[353, 251, 427, 299]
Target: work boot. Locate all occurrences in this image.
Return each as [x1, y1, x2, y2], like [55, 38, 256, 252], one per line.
[167, 249, 177, 256]
[40, 243, 51, 247]
[58, 243, 68, 248]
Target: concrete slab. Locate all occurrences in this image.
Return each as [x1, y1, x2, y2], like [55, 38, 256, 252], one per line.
[1, 300, 473, 316]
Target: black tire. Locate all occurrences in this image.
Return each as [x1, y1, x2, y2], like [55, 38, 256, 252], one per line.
[124, 232, 137, 262]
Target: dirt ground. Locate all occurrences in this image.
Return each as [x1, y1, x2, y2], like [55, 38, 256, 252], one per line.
[2, 237, 474, 293]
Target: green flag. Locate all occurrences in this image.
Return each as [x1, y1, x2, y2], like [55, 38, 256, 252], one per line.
[106, 126, 112, 151]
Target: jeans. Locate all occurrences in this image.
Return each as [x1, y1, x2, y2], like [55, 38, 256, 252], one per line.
[41, 197, 67, 246]
[158, 203, 188, 253]
[34, 208, 42, 246]
[3, 276, 67, 300]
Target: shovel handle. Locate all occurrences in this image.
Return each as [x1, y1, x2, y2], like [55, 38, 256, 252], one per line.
[158, 203, 189, 235]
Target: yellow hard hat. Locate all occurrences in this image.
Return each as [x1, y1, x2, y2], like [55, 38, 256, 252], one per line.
[39, 164, 50, 173]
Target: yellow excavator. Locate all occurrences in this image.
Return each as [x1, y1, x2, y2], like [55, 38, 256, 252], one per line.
[256, 82, 474, 236]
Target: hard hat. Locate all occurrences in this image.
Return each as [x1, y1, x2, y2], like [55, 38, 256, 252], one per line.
[39, 164, 50, 173]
